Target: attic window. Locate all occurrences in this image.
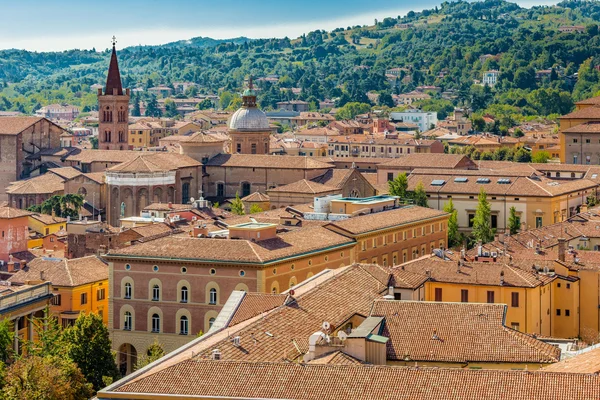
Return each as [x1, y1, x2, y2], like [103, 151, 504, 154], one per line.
[497, 178, 511, 184]
[476, 178, 491, 184]
[454, 177, 468, 183]
[547, 182, 559, 186]
[431, 180, 445, 186]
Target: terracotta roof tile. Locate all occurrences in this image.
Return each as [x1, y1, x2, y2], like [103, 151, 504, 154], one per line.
[560, 107, 600, 119]
[6, 173, 65, 195]
[306, 351, 365, 365]
[228, 293, 288, 327]
[241, 192, 270, 202]
[380, 154, 475, 169]
[29, 213, 67, 225]
[0, 206, 32, 219]
[108, 359, 600, 399]
[0, 117, 44, 135]
[372, 301, 560, 363]
[326, 206, 447, 236]
[543, 346, 600, 373]
[9, 255, 107, 287]
[268, 179, 338, 194]
[206, 154, 333, 169]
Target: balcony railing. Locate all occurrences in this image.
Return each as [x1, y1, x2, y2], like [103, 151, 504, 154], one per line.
[0, 282, 52, 312]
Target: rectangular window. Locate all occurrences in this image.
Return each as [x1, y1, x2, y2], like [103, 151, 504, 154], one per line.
[251, 143, 257, 154]
[468, 214, 475, 228]
[535, 216, 543, 228]
[81, 293, 88, 305]
[51, 294, 61, 306]
[387, 172, 394, 181]
[236, 143, 242, 153]
[461, 289, 468, 303]
[556, 309, 561, 316]
[372, 238, 377, 248]
[511, 322, 520, 331]
[511, 292, 519, 307]
[361, 241, 366, 251]
[435, 288, 442, 302]
[565, 309, 571, 317]
[487, 291, 495, 303]
[97, 288, 105, 301]
[491, 215, 498, 229]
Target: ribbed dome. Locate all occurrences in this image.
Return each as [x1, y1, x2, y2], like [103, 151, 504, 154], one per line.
[229, 107, 270, 131]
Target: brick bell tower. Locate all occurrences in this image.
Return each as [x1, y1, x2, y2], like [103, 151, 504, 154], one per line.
[98, 36, 130, 151]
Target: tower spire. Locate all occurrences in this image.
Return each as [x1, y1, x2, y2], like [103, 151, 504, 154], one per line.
[242, 76, 257, 108]
[105, 36, 123, 96]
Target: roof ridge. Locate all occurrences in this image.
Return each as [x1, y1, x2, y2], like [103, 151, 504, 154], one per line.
[63, 258, 74, 286]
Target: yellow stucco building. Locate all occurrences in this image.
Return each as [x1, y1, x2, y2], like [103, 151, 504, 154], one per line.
[28, 213, 66, 236]
[9, 255, 109, 327]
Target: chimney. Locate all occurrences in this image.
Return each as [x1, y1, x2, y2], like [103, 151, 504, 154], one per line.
[500, 270, 505, 286]
[557, 238, 566, 262]
[40, 270, 45, 281]
[192, 224, 209, 238]
[581, 204, 588, 213]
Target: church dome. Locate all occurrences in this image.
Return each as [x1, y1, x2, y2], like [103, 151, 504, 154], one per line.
[229, 107, 269, 131]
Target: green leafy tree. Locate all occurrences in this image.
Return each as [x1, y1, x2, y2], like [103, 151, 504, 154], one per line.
[472, 188, 494, 244]
[508, 206, 521, 235]
[230, 193, 245, 215]
[388, 173, 408, 201]
[335, 102, 371, 120]
[532, 150, 551, 163]
[443, 198, 459, 247]
[412, 181, 428, 207]
[0, 319, 13, 363]
[37, 194, 84, 219]
[89, 136, 98, 149]
[24, 310, 64, 358]
[197, 99, 213, 109]
[134, 339, 165, 371]
[145, 96, 162, 117]
[249, 204, 263, 214]
[513, 147, 532, 163]
[62, 312, 119, 391]
[587, 195, 599, 207]
[164, 99, 179, 118]
[132, 99, 141, 117]
[2, 355, 93, 400]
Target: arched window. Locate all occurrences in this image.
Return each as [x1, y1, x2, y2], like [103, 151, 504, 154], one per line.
[181, 286, 188, 303]
[180, 316, 189, 335]
[124, 311, 132, 331]
[152, 284, 160, 301]
[241, 182, 251, 197]
[124, 283, 132, 299]
[209, 288, 217, 305]
[209, 317, 215, 329]
[151, 314, 160, 333]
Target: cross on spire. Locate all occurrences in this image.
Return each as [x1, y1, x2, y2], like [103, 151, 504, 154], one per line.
[112, 35, 117, 47]
[248, 75, 253, 90]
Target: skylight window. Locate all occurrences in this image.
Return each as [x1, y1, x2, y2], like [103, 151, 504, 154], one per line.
[476, 178, 491, 184]
[497, 178, 511, 184]
[454, 177, 468, 183]
[431, 180, 446, 186]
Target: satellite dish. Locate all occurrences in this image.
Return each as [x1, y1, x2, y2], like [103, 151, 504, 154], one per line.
[322, 321, 331, 331]
[337, 331, 348, 341]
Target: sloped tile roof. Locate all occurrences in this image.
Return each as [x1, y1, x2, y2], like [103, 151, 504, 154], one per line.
[241, 192, 270, 202]
[206, 154, 333, 169]
[228, 293, 288, 327]
[0, 117, 44, 135]
[543, 346, 600, 373]
[268, 179, 338, 194]
[9, 255, 108, 287]
[371, 301, 560, 363]
[6, 173, 65, 195]
[0, 206, 32, 219]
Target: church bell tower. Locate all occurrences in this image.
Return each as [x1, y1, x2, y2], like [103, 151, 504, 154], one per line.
[98, 37, 130, 151]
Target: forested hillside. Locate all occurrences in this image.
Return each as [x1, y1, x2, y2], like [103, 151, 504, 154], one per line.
[1, 0, 600, 127]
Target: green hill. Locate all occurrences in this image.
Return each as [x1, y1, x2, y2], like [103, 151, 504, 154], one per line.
[1, 0, 600, 127]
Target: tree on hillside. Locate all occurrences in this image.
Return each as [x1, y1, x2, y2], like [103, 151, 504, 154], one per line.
[63, 312, 119, 391]
[508, 206, 520, 235]
[2, 355, 93, 400]
[230, 193, 245, 216]
[443, 198, 459, 247]
[335, 102, 371, 120]
[472, 187, 494, 244]
[513, 147, 532, 163]
[413, 181, 428, 208]
[164, 99, 179, 118]
[132, 99, 141, 117]
[388, 173, 408, 201]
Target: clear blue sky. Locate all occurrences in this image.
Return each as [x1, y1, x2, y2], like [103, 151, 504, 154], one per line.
[0, 0, 555, 51]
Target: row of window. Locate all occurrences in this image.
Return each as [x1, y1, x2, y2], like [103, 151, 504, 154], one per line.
[51, 288, 105, 306]
[435, 288, 520, 307]
[361, 226, 444, 252]
[122, 312, 214, 334]
[124, 282, 217, 305]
